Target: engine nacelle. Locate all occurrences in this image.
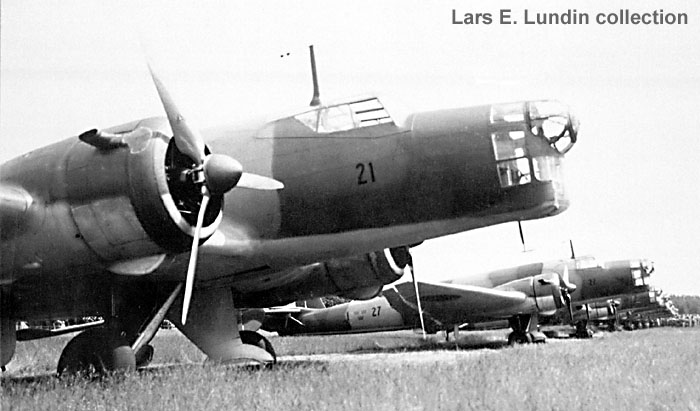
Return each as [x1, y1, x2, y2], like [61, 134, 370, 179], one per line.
[64, 118, 222, 262]
[495, 273, 563, 312]
[236, 247, 410, 307]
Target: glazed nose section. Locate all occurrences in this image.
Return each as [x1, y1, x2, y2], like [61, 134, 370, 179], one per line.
[527, 100, 579, 154]
[631, 259, 654, 287]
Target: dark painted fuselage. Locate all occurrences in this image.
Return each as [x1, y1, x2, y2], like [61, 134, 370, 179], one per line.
[1, 98, 573, 320]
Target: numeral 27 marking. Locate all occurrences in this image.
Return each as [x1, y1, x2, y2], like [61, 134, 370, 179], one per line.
[356, 162, 376, 185]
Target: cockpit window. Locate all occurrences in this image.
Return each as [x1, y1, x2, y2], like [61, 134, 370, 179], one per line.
[293, 97, 393, 134]
[492, 130, 527, 161]
[575, 256, 599, 270]
[648, 291, 657, 303]
[318, 104, 356, 133]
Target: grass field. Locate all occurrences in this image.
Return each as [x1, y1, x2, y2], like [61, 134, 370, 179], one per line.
[2, 328, 699, 410]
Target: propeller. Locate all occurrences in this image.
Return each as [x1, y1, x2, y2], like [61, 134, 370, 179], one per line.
[557, 265, 577, 323]
[148, 65, 283, 324]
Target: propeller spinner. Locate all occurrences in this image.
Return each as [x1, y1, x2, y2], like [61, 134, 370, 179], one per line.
[148, 65, 283, 324]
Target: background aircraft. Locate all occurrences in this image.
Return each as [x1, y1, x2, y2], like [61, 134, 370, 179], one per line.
[0, 45, 579, 373]
[257, 255, 653, 344]
[569, 287, 678, 332]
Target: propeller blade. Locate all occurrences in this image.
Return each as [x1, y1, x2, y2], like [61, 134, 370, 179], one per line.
[559, 264, 577, 292]
[148, 64, 206, 164]
[237, 172, 285, 190]
[181, 189, 211, 325]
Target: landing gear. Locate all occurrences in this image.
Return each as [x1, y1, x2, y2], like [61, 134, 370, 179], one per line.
[240, 330, 277, 364]
[508, 331, 533, 345]
[58, 281, 180, 376]
[573, 320, 593, 339]
[57, 328, 135, 376]
[134, 344, 155, 368]
[607, 318, 622, 332]
[507, 314, 546, 345]
[168, 286, 276, 366]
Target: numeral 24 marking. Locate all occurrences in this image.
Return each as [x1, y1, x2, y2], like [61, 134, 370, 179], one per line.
[356, 162, 376, 185]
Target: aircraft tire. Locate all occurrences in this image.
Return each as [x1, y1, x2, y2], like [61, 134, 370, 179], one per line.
[240, 330, 277, 364]
[57, 328, 136, 376]
[507, 331, 533, 345]
[135, 344, 155, 368]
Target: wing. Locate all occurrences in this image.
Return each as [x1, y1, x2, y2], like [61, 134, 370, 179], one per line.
[391, 280, 530, 325]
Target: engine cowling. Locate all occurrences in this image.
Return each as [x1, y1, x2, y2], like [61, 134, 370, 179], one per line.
[495, 273, 564, 313]
[64, 118, 223, 262]
[236, 247, 410, 307]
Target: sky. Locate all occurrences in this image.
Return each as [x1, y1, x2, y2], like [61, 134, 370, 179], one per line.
[2, 1, 699, 294]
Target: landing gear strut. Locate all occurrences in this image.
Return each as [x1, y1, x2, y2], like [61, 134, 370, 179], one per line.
[507, 313, 546, 345]
[58, 281, 179, 376]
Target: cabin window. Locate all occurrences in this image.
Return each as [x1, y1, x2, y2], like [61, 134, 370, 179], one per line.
[533, 156, 563, 182]
[492, 129, 531, 187]
[631, 267, 645, 286]
[492, 130, 527, 161]
[497, 158, 531, 187]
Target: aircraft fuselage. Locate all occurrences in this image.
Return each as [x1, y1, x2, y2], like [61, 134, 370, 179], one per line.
[1, 99, 574, 319]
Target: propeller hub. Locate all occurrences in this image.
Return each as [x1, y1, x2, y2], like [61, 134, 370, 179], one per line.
[203, 154, 243, 194]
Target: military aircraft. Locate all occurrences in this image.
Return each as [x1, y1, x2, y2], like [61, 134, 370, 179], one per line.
[257, 256, 653, 345]
[572, 287, 677, 332]
[0, 46, 579, 374]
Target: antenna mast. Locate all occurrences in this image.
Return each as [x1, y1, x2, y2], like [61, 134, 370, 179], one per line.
[309, 45, 321, 106]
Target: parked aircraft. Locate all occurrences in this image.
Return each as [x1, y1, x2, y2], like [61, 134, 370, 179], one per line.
[571, 287, 677, 332]
[0, 47, 579, 374]
[257, 256, 653, 345]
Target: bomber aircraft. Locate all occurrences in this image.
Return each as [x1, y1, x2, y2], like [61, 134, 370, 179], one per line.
[257, 255, 653, 344]
[572, 287, 676, 332]
[0, 46, 579, 374]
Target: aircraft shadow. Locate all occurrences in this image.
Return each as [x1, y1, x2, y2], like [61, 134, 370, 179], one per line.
[345, 337, 510, 354]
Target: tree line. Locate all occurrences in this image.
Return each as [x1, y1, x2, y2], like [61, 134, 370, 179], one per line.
[669, 295, 700, 315]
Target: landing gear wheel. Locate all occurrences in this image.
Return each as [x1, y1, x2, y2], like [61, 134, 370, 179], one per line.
[135, 344, 155, 369]
[508, 331, 533, 345]
[240, 330, 277, 364]
[57, 328, 136, 376]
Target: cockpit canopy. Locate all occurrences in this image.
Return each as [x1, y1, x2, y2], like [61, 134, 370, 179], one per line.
[294, 97, 394, 134]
